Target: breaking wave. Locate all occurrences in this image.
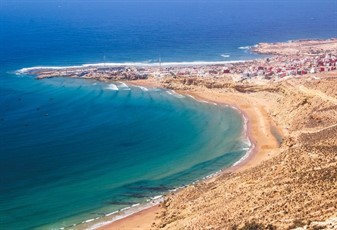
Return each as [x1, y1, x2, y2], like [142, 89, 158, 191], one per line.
[16, 60, 248, 75]
[105, 84, 119, 91]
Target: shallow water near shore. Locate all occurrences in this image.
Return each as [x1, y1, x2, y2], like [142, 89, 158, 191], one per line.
[1, 0, 336, 229]
[0, 75, 248, 229]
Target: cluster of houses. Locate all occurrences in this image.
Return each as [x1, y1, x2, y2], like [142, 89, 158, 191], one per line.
[234, 52, 337, 80]
[143, 52, 337, 81]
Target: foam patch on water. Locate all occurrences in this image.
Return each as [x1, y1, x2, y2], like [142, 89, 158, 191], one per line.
[166, 90, 185, 98]
[232, 109, 254, 167]
[238, 46, 251, 50]
[83, 219, 95, 223]
[105, 211, 118, 217]
[137, 86, 149, 91]
[86, 196, 164, 230]
[118, 82, 131, 90]
[221, 54, 230, 58]
[105, 84, 119, 91]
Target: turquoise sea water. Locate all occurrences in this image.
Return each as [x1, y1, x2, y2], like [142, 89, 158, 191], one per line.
[1, 76, 248, 229]
[1, 0, 336, 229]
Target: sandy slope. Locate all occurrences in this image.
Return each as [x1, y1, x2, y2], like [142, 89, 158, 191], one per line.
[102, 75, 337, 230]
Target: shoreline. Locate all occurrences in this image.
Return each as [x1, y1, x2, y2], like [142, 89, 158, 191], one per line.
[174, 89, 280, 173]
[22, 37, 334, 229]
[16, 60, 250, 74]
[70, 82, 261, 230]
[129, 79, 281, 171]
[15, 38, 337, 84]
[80, 84, 261, 230]
[9, 38, 336, 229]
[96, 80, 281, 229]
[176, 90, 257, 173]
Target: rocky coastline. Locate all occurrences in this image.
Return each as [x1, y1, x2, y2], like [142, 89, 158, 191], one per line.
[18, 38, 337, 83]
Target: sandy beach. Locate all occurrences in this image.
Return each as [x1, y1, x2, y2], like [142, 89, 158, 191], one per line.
[99, 71, 337, 229]
[99, 205, 160, 230]
[3, 0, 337, 227]
[99, 82, 282, 229]
[17, 38, 336, 229]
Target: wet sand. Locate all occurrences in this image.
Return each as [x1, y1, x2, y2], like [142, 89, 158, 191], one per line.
[182, 90, 280, 172]
[100, 81, 281, 229]
[99, 205, 160, 230]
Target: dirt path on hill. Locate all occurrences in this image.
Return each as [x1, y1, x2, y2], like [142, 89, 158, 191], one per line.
[286, 81, 337, 105]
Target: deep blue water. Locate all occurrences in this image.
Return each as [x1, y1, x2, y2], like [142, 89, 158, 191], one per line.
[1, 0, 336, 68]
[0, 0, 336, 229]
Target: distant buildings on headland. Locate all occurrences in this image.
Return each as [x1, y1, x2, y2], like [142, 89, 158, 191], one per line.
[21, 39, 337, 82]
[233, 52, 337, 81]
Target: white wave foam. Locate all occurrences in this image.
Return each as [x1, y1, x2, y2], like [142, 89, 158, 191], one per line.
[16, 60, 248, 74]
[118, 82, 131, 90]
[84, 133, 253, 229]
[16, 66, 72, 74]
[118, 82, 128, 87]
[87, 197, 164, 230]
[105, 211, 118, 217]
[151, 195, 163, 200]
[166, 90, 185, 98]
[169, 186, 185, 192]
[138, 86, 149, 91]
[231, 108, 254, 167]
[58, 96, 252, 230]
[83, 218, 95, 223]
[221, 54, 230, 58]
[232, 142, 255, 167]
[105, 84, 119, 91]
[238, 46, 251, 50]
[198, 99, 210, 104]
[169, 90, 253, 170]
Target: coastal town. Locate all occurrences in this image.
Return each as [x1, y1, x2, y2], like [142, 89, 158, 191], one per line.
[19, 39, 337, 82]
[14, 38, 337, 229]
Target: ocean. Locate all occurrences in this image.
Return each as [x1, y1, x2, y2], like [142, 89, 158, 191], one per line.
[0, 0, 336, 229]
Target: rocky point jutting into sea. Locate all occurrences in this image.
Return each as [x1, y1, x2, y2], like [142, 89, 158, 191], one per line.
[19, 39, 337, 230]
[19, 39, 337, 83]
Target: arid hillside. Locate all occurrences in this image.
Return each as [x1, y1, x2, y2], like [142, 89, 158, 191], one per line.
[152, 76, 337, 230]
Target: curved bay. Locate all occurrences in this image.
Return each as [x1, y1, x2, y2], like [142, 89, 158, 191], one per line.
[0, 76, 247, 229]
